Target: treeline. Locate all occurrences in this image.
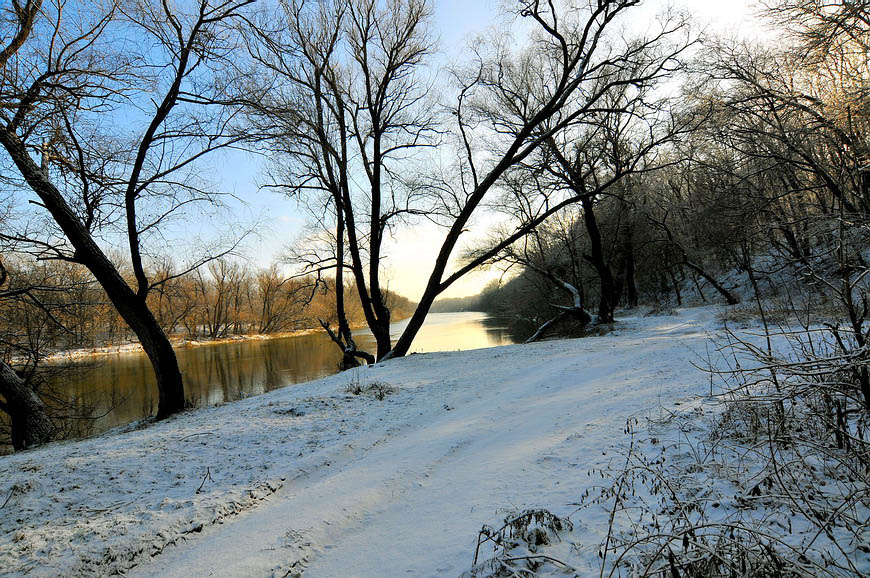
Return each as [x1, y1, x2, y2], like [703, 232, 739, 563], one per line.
[464, 6, 870, 571]
[0, 257, 415, 357]
[461, 28, 866, 339]
[428, 295, 485, 314]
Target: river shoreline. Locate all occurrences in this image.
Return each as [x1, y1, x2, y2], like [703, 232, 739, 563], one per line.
[38, 313, 421, 364]
[39, 327, 322, 363]
[24, 312, 517, 441]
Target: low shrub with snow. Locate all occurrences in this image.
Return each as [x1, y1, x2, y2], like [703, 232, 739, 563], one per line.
[458, 312, 868, 578]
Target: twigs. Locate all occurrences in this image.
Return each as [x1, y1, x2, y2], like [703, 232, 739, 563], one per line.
[179, 431, 215, 442]
[0, 486, 18, 510]
[590, 313, 869, 577]
[195, 467, 213, 494]
[467, 509, 574, 577]
[599, 419, 637, 578]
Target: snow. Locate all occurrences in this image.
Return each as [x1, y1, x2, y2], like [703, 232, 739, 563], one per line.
[35, 329, 320, 364]
[0, 306, 862, 576]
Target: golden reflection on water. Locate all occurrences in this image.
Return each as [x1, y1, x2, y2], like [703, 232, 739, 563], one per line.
[47, 312, 522, 437]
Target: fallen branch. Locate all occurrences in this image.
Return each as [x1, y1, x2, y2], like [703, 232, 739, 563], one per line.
[525, 312, 568, 344]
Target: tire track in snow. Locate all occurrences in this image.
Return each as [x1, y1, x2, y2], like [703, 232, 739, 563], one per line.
[127, 310, 711, 577]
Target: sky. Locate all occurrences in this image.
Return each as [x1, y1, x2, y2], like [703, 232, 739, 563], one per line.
[216, 0, 766, 300]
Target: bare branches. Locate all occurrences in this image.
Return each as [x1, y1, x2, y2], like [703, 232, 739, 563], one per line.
[1, 0, 258, 298]
[246, 0, 438, 359]
[761, 0, 870, 61]
[0, 0, 260, 418]
[378, 1, 696, 356]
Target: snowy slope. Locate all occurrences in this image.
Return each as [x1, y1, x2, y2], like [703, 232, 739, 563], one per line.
[1, 307, 726, 576]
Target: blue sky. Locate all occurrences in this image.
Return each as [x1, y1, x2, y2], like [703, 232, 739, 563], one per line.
[211, 0, 764, 300]
[209, 0, 508, 292]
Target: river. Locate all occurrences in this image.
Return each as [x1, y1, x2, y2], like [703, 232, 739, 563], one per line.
[45, 312, 527, 437]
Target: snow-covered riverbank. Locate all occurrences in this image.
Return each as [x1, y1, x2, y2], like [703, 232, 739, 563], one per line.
[38, 328, 323, 363]
[3, 306, 858, 577]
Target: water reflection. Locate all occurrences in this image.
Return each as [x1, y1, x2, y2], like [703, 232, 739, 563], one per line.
[381, 311, 520, 354]
[42, 312, 526, 437]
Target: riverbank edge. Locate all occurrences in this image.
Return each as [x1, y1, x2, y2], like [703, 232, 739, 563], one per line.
[36, 313, 422, 363]
[40, 328, 322, 362]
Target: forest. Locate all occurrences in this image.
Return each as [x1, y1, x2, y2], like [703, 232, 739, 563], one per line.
[0, 0, 867, 575]
[0, 257, 415, 353]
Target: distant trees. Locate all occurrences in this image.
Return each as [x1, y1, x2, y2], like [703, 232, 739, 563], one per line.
[467, 215, 592, 339]
[253, 265, 310, 334]
[0, 0, 256, 418]
[0, 255, 411, 349]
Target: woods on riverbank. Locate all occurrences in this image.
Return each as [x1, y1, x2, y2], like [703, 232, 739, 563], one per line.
[0, 0, 868, 574]
[0, 259, 415, 354]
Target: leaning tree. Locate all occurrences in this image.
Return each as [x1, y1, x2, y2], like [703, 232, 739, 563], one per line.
[0, 0, 256, 418]
[386, 0, 697, 356]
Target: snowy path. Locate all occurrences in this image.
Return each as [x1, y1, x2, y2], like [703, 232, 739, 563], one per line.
[125, 310, 713, 577]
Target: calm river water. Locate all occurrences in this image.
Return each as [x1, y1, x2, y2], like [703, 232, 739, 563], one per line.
[47, 312, 525, 436]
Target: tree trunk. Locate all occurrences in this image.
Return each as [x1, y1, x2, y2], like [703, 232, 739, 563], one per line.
[322, 180, 376, 368]
[580, 197, 617, 323]
[524, 311, 568, 344]
[0, 129, 185, 418]
[0, 362, 54, 451]
[386, 289, 433, 359]
[624, 235, 638, 309]
[131, 303, 186, 418]
[691, 272, 708, 302]
[654, 215, 740, 307]
[367, 318, 391, 360]
[668, 265, 683, 306]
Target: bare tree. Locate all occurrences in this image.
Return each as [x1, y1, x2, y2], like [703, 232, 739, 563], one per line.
[192, 258, 248, 339]
[0, 0, 256, 417]
[386, 0, 696, 355]
[245, 0, 436, 362]
[148, 258, 198, 337]
[487, 217, 593, 342]
[251, 264, 308, 334]
[643, 156, 741, 306]
[248, 0, 695, 360]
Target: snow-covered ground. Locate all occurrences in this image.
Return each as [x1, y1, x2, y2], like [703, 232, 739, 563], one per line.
[1, 306, 860, 577]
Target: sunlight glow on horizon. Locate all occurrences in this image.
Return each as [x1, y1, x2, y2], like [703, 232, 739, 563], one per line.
[221, 0, 766, 301]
